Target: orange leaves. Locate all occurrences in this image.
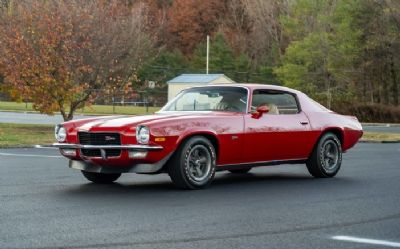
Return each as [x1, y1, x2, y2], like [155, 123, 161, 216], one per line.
[166, 0, 226, 54]
[0, 0, 153, 121]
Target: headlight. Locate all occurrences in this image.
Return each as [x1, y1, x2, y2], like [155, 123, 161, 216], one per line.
[136, 125, 150, 144]
[55, 125, 66, 142]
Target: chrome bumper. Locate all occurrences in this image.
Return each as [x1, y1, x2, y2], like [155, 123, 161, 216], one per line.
[52, 143, 163, 151]
[69, 151, 173, 174]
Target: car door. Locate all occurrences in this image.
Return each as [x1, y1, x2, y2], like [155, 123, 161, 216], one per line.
[243, 89, 312, 163]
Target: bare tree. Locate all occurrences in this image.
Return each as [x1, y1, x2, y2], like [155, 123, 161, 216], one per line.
[220, 0, 287, 68]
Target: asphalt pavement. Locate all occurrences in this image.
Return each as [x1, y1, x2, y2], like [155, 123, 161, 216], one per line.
[1, 111, 400, 134]
[0, 143, 399, 249]
[0, 111, 92, 125]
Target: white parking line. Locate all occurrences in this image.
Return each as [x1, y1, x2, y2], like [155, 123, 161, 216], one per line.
[332, 236, 400, 248]
[34, 145, 58, 149]
[0, 152, 62, 158]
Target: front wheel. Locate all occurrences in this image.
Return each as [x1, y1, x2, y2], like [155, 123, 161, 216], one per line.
[168, 136, 216, 189]
[306, 132, 342, 178]
[81, 171, 121, 184]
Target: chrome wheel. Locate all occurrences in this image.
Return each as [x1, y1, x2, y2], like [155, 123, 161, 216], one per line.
[186, 144, 212, 182]
[322, 140, 339, 173]
[307, 132, 342, 178]
[168, 136, 216, 189]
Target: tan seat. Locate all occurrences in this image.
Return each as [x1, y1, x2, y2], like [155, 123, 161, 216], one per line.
[267, 104, 280, 114]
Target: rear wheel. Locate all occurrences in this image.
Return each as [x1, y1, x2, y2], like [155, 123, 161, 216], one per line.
[81, 171, 121, 184]
[168, 136, 216, 189]
[229, 168, 251, 174]
[306, 132, 342, 178]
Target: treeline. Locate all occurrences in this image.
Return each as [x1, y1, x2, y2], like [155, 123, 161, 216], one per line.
[139, 0, 400, 111]
[0, 0, 399, 121]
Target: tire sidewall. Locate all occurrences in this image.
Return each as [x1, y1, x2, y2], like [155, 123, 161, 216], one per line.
[316, 133, 342, 177]
[179, 136, 216, 188]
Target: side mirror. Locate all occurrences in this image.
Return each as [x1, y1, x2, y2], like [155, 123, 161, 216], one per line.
[251, 105, 269, 119]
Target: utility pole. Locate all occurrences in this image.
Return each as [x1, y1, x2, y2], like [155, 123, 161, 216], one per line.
[206, 35, 209, 74]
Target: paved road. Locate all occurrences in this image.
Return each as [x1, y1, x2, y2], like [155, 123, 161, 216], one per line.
[0, 143, 399, 249]
[0, 111, 93, 125]
[1, 111, 400, 134]
[361, 124, 400, 133]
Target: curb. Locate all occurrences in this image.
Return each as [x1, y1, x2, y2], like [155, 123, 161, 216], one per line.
[359, 140, 400, 144]
[0, 145, 39, 149]
[0, 144, 56, 149]
[362, 123, 400, 127]
[0, 109, 103, 116]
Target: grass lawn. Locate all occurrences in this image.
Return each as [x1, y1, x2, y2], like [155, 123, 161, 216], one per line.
[0, 101, 160, 115]
[361, 132, 400, 142]
[0, 123, 54, 147]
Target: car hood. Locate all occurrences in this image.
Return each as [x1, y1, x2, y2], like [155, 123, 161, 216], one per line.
[76, 111, 241, 131]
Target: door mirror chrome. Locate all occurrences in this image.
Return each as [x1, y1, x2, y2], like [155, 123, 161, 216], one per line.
[251, 105, 269, 119]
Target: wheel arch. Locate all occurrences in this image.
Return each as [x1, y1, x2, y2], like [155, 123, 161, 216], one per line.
[160, 131, 220, 173]
[175, 132, 220, 157]
[320, 127, 344, 149]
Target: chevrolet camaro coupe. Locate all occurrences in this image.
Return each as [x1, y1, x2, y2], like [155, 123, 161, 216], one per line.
[53, 84, 363, 189]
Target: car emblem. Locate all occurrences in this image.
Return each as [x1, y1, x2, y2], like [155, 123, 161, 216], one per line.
[104, 136, 116, 141]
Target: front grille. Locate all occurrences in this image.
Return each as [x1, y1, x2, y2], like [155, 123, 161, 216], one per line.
[78, 132, 121, 158]
[78, 132, 121, 145]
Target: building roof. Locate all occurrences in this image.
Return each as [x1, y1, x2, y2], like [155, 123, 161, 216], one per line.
[167, 74, 232, 84]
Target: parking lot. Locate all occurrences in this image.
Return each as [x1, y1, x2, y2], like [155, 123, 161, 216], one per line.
[0, 143, 399, 249]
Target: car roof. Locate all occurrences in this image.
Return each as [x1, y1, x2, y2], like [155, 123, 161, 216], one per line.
[193, 83, 301, 94]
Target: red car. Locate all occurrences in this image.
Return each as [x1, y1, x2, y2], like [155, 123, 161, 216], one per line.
[53, 84, 363, 189]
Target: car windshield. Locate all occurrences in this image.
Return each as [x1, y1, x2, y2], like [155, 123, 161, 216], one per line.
[161, 86, 248, 113]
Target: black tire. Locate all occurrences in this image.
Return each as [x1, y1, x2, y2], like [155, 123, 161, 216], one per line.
[306, 132, 342, 178]
[168, 136, 216, 189]
[229, 168, 251, 174]
[81, 171, 121, 184]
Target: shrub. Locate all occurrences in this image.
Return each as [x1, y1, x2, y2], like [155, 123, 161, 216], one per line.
[332, 103, 400, 123]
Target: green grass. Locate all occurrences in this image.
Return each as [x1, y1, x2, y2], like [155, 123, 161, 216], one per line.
[361, 132, 400, 142]
[0, 101, 160, 115]
[0, 123, 54, 147]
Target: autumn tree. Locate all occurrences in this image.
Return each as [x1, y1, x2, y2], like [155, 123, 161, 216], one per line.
[0, 0, 153, 121]
[220, 0, 286, 69]
[166, 0, 226, 54]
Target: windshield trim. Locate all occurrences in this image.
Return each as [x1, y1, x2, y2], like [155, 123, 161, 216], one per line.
[159, 85, 250, 114]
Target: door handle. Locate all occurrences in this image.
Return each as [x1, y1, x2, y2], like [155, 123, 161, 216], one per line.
[300, 121, 309, 125]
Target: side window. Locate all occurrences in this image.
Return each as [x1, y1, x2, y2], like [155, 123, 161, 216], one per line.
[251, 90, 300, 114]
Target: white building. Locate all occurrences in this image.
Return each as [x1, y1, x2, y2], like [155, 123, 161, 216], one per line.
[167, 74, 235, 101]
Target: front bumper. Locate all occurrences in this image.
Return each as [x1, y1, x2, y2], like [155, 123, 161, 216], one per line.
[52, 143, 163, 151]
[52, 143, 171, 173]
[68, 152, 173, 174]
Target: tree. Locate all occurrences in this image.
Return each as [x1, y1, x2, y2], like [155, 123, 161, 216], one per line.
[138, 49, 188, 87]
[166, 0, 226, 54]
[0, 0, 153, 121]
[220, 0, 286, 69]
[276, 0, 399, 108]
[275, 0, 363, 108]
[190, 33, 251, 80]
[354, 0, 399, 106]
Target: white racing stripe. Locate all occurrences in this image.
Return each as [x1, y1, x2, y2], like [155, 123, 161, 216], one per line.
[0, 152, 62, 158]
[332, 236, 400, 248]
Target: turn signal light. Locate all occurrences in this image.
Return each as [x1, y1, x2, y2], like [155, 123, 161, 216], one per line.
[60, 149, 76, 157]
[129, 151, 148, 159]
